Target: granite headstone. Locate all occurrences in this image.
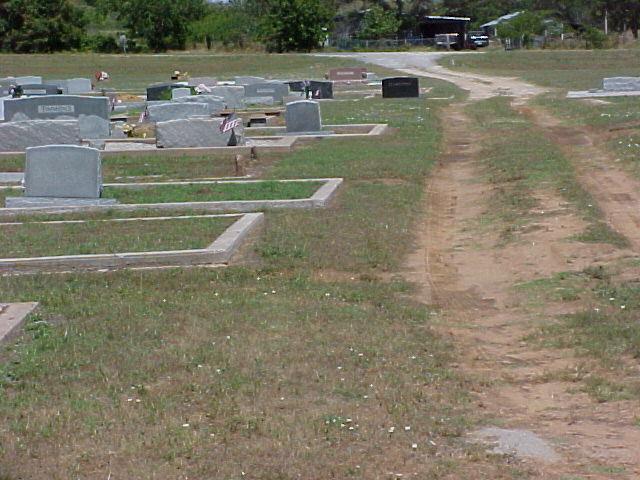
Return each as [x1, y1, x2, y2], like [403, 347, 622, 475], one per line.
[209, 86, 245, 109]
[308, 80, 333, 99]
[285, 100, 321, 133]
[382, 77, 419, 98]
[602, 77, 640, 92]
[147, 102, 211, 122]
[156, 118, 244, 148]
[328, 67, 367, 81]
[0, 120, 80, 152]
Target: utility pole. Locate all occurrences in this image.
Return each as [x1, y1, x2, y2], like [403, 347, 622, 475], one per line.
[605, 8, 609, 35]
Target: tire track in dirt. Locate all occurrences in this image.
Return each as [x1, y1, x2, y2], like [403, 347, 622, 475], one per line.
[518, 105, 640, 252]
[404, 102, 640, 478]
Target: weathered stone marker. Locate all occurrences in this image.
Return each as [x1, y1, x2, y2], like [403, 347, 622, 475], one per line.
[147, 102, 211, 122]
[51, 78, 93, 94]
[308, 80, 333, 99]
[0, 120, 80, 152]
[602, 77, 640, 92]
[5, 145, 118, 208]
[188, 77, 217, 87]
[156, 118, 245, 148]
[235, 76, 266, 86]
[146, 83, 186, 101]
[328, 67, 367, 81]
[243, 82, 289, 103]
[3, 95, 111, 138]
[174, 95, 226, 115]
[209, 86, 245, 109]
[171, 88, 192, 100]
[19, 84, 62, 96]
[382, 77, 419, 98]
[285, 100, 322, 133]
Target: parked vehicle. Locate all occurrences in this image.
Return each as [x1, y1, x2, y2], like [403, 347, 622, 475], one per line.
[468, 30, 490, 47]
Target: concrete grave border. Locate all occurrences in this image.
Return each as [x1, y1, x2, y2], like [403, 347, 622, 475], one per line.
[567, 90, 640, 99]
[245, 123, 388, 139]
[0, 178, 343, 216]
[0, 213, 263, 274]
[0, 302, 39, 342]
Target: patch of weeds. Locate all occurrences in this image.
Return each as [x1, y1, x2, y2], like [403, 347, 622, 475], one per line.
[573, 221, 629, 248]
[588, 464, 626, 475]
[466, 97, 619, 246]
[582, 376, 638, 403]
[515, 271, 587, 306]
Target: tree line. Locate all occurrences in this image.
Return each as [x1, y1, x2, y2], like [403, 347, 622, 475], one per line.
[1, 0, 639, 53]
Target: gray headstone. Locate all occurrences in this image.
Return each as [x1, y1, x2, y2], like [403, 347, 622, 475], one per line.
[209, 86, 245, 109]
[156, 118, 244, 148]
[4, 95, 109, 121]
[173, 95, 225, 114]
[245, 96, 275, 106]
[0, 120, 80, 152]
[171, 88, 192, 100]
[65, 78, 93, 94]
[0, 76, 43, 86]
[602, 77, 640, 91]
[20, 84, 61, 96]
[0, 95, 10, 121]
[234, 76, 266, 86]
[23, 145, 102, 198]
[188, 77, 217, 87]
[147, 102, 211, 122]
[243, 82, 289, 103]
[285, 100, 321, 133]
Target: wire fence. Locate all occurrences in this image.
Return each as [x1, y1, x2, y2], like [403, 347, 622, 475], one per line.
[330, 36, 435, 50]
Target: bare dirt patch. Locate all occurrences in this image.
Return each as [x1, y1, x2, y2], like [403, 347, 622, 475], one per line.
[404, 103, 640, 478]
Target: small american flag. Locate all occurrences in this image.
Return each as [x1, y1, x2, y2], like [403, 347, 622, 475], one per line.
[220, 114, 241, 133]
[138, 107, 149, 123]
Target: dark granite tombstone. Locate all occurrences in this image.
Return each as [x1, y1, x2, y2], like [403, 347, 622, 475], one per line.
[308, 80, 333, 99]
[146, 83, 188, 101]
[287, 81, 306, 93]
[20, 84, 63, 96]
[382, 77, 419, 98]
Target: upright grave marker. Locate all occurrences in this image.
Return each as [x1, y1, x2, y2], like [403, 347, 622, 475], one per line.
[308, 80, 333, 99]
[156, 118, 244, 148]
[602, 77, 640, 92]
[0, 120, 80, 152]
[3, 95, 111, 138]
[147, 102, 211, 122]
[285, 100, 322, 133]
[171, 88, 192, 100]
[5, 145, 117, 207]
[328, 67, 367, 82]
[382, 77, 419, 98]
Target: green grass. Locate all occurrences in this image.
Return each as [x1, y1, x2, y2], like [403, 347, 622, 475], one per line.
[0, 216, 234, 258]
[466, 97, 627, 246]
[0, 73, 529, 478]
[443, 49, 640, 90]
[101, 180, 322, 204]
[0, 53, 384, 91]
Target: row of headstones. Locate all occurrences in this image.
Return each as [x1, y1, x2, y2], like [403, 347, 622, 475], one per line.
[0, 77, 93, 96]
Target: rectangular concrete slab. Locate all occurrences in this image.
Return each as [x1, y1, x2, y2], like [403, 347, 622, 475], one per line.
[0, 302, 38, 342]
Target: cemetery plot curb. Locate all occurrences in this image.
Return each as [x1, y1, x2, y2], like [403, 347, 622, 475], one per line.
[0, 302, 39, 342]
[245, 123, 388, 139]
[0, 213, 263, 275]
[567, 90, 640, 99]
[0, 178, 343, 216]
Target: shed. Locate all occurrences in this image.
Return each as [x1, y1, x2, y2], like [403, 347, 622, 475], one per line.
[418, 16, 471, 39]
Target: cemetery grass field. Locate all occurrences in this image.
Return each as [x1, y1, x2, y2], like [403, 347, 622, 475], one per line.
[0, 216, 234, 258]
[0, 53, 366, 91]
[0, 65, 532, 478]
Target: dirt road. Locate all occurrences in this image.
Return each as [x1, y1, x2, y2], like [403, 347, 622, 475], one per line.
[323, 52, 640, 477]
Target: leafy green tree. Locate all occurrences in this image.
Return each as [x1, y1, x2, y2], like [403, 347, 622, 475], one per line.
[0, 0, 86, 52]
[254, 0, 336, 52]
[191, 3, 254, 48]
[496, 10, 545, 45]
[106, 0, 205, 51]
[358, 5, 401, 39]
